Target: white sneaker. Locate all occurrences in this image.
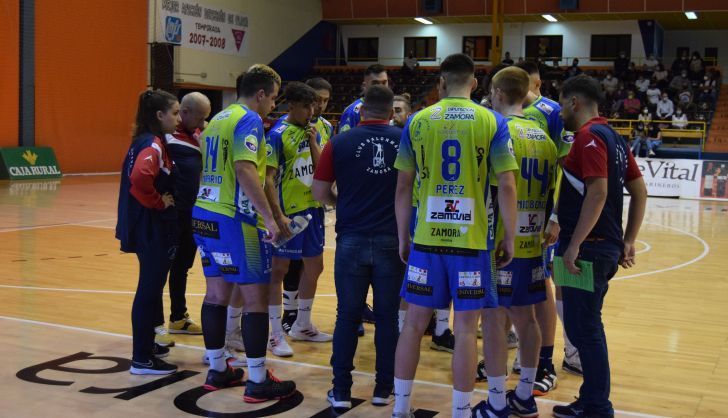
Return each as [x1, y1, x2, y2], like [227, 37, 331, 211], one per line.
[226, 327, 245, 352]
[289, 321, 333, 342]
[154, 325, 175, 347]
[512, 349, 521, 374]
[268, 332, 294, 357]
[507, 329, 519, 349]
[562, 347, 583, 376]
[202, 347, 247, 367]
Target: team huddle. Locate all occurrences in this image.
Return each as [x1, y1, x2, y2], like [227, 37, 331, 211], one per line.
[117, 52, 646, 418]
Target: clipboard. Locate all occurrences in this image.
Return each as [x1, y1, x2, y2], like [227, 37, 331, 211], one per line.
[553, 256, 594, 292]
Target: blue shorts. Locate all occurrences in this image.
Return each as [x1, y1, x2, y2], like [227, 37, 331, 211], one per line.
[400, 244, 497, 311]
[191, 206, 272, 284]
[272, 207, 325, 259]
[543, 240, 559, 279]
[496, 257, 547, 307]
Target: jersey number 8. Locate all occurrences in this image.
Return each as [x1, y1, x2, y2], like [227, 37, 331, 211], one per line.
[441, 140, 461, 181]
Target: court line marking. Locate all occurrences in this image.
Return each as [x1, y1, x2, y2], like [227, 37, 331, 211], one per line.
[0, 284, 336, 298]
[0, 218, 117, 233]
[0, 314, 667, 418]
[635, 239, 651, 255]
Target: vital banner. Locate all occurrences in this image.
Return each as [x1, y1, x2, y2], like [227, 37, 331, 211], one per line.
[156, 0, 249, 56]
[632, 158, 728, 200]
[0, 147, 62, 180]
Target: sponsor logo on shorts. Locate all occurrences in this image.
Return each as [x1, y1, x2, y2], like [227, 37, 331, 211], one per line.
[458, 271, 482, 287]
[531, 266, 545, 283]
[497, 270, 513, 286]
[191, 218, 220, 239]
[211, 252, 233, 266]
[197, 185, 220, 202]
[427, 196, 474, 225]
[407, 266, 428, 284]
[456, 288, 485, 299]
[406, 282, 433, 296]
[528, 281, 546, 293]
[219, 265, 241, 275]
[498, 286, 513, 296]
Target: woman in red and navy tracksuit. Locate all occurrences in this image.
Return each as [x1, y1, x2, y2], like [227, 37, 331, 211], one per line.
[116, 90, 181, 375]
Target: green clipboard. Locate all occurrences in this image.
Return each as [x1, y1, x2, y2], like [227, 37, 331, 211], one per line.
[553, 257, 594, 292]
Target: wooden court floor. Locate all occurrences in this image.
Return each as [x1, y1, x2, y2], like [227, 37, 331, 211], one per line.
[0, 175, 727, 417]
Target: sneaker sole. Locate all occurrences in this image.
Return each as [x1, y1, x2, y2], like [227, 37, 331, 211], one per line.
[371, 397, 392, 406]
[203, 379, 243, 391]
[532, 382, 557, 396]
[327, 397, 353, 409]
[155, 341, 175, 347]
[168, 329, 203, 335]
[429, 342, 454, 353]
[129, 367, 177, 375]
[562, 362, 583, 376]
[289, 334, 333, 343]
[243, 391, 296, 404]
[269, 349, 294, 358]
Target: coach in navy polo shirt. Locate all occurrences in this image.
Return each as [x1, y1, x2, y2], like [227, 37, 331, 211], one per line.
[548, 76, 647, 418]
[312, 85, 404, 410]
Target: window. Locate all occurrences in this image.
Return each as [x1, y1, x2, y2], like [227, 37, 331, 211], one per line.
[525, 35, 563, 60]
[590, 35, 632, 61]
[347, 38, 378, 61]
[463, 36, 492, 61]
[404, 37, 437, 61]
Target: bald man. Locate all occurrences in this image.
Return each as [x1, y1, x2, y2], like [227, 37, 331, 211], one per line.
[155, 92, 211, 347]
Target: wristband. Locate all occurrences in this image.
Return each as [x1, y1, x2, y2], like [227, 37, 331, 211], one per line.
[549, 213, 559, 224]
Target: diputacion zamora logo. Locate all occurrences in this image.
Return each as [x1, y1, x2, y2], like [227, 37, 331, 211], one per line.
[165, 16, 182, 44]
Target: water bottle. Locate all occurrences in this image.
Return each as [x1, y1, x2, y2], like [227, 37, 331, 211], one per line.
[272, 214, 312, 248]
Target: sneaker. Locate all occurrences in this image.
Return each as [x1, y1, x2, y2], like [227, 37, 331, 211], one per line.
[424, 313, 436, 336]
[506, 390, 538, 417]
[391, 409, 415, 418]
[154, 326, 175, 347]
[471, 400, 510, 418]
[169, 313, 202, 335]
[649, 149, 656, 157]
[362, 304, 376, 324]
[327, 389, 352, 410]
[226, 327, 245, 352]
[281, 310, 297, 335]
[129, 358, 177, 375]
[203, 362, 245, 391]
[372, 385, 393, 406]
[430, 328, 454, 353]
[512, 350, 521, 374]
[562, 348, 583, 376]
[507, 329, 519, 349]
[202, 347, 247, 367]
[152, 343, 170, 359]
[553, 398, 585, 418]
[357, 322, 366, 337]
[289, 322, 333, 342]
[268, 332, 294, 357]
[532, 367, 557, 396]
[243, 370, 297, 403]
[475, 359, 488, 382]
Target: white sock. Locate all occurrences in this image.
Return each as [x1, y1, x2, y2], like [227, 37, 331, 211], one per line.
[516, 367, 537, 400]
[226, 306, 242, 335]
[435, 308, 450, 336]
[297, 298, 313, 327]
[556, 299, 575, 352]
[269, 305, 283, 334]
[283, 290, 298, 311]
[486, 375, 507, 411]
[206, 348, 226, 372]
[393, 378, 414, 414]
[452, 389, 472, 418]
[398, 310, 407, 333]
[247, 356, 266, 383]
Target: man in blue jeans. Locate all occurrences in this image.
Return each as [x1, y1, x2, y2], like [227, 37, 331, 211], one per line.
[312, 85, 404, 411]
[549, 75, 647, 417]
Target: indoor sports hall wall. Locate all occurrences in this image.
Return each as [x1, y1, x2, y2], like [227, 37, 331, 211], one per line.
[664, 30, 728, 82]
[0, 0, 19, 148]
[340, 20, 646, 66]
[35, 0, 147, 173]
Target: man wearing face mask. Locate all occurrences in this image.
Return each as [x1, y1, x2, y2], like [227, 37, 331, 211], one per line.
[656, 93, 674, 121]
[600, 73, 619, 101]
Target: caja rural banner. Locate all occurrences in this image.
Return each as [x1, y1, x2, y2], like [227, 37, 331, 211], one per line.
[633, 158, 728, 200]
[156, 0, 249, 56]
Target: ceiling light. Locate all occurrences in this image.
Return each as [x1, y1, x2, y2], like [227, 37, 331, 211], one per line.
[414, 17, 433, 25]
[542, 14, 558, 22]
[685, 12, 698, 20]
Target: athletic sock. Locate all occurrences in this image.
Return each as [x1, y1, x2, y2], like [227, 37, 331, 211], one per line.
[282, 290, 298, 312]
[297, 298, 313, 327]
[393, 378, 414, 415]
[452, 389, 472, 418]
[201, 302, 227, 349]
[241, 312, 268, 359]
[556, 299, 575, 352]
[247, 356, 266, 383]
[517, 367, 537, 400]
[486, 375, 507, 411]
[269, 305, 283, 334]
[205, 348, 226, 372]
[226, 305, 243, 335]
[434, 308, 450, 336]
[398, 310, 407, 333]
[538, 345, 555, 371]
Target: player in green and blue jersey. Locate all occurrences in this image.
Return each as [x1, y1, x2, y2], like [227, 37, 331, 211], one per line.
[337, 64, 389, 133]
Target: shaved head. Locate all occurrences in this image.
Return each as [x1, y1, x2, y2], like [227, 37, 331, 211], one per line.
[180, 92, 211, 131]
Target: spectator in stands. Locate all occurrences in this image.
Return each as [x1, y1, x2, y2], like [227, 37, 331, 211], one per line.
[656, 93, 674, 121]
[601, 72, 619, 99]
[635, 74, 650, 97]
[502, 51, 514, 65]
[652, 63, 670, 90]
[701, 73, 718, 98]
[638, 106, 653, 124]
[545, 79, 560, 101]
[671, 51, 690, 75]
[614, 51, 630, 80]
[672, 108, 688, 129]
[669, 70, 691, 96]
[622, 90, 642, 119]
[631, 122, 647, 156]
[643, 53, 659, 73]
[517, 56, 525, 65]
[698, 85, 715, 107]
[689, 51, 706, 81]
[624, 61, 638, 84]
[678, 87, 694, 111]
[645, 82, 661, 108]
[646, 122, 662, 157]
[403, 51, 419, 76]
[566, 58, 582, 79]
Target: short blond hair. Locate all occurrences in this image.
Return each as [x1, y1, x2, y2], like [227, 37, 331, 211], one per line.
[491, 66, 530, 105]
[236, 64, 281, 98]
[247, 64, 282, 86]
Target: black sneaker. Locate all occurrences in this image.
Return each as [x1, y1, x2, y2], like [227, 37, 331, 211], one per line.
[361, 304, 376, 324]
[327, 389, 352, 410]
[430, 328, 454, 353]
[129, 357, 177, 375]
[553, 398, 585, 418]
[533, 367, 557, 396]
[203, 363, 245, 391]
[152, 343, 170, 359]
[243, 370, 296, 403]
[281, 310, 297, 335]
[424, 313, 436, 336]
[475, 359, 488, 382]
[371, 385, 393, 406]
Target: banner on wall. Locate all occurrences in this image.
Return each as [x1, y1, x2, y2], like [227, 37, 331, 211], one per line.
[156, 0, 249, 56]
[632, 158, 728, 200]
[0, 147, 62, 180]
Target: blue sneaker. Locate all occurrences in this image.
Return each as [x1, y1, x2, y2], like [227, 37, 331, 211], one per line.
[506, 390, 538, 417]
[471, 400, 510, 418]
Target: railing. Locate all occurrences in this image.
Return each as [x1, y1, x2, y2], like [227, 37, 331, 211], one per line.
[608, 118, 707, 158]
